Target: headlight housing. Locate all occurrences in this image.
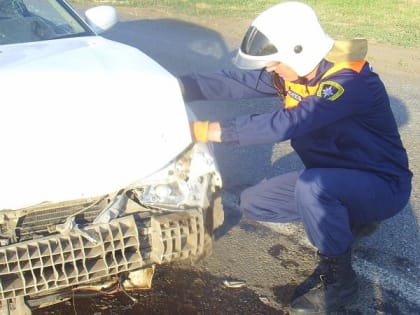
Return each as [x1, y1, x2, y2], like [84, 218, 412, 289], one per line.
[131, 143, 222, 211]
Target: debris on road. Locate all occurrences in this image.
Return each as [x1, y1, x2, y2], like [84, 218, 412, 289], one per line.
[223, 280, 247, 288]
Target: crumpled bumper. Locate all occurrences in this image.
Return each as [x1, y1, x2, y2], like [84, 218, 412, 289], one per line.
[0, 209, 208, 300]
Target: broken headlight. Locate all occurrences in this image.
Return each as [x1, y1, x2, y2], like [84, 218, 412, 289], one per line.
[131, 143, 221, 211]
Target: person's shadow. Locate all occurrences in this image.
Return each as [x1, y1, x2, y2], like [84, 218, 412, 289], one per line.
[103, 18, 236, 74]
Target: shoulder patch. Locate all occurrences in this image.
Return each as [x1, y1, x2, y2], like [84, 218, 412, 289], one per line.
[317, 81, 344, 101]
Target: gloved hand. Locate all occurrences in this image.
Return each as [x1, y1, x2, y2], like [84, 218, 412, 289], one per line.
[190, 121, 209, 142]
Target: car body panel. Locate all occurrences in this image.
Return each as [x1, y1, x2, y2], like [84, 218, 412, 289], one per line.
[0, 36, 192, 209]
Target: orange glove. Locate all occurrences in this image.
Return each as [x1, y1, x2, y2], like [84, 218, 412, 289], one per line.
[190, 121, 209, 142]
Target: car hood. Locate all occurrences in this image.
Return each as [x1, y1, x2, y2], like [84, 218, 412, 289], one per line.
[0, 36, 192, 209]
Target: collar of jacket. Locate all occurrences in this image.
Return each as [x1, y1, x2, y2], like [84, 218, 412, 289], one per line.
[284, 60, 366, 109]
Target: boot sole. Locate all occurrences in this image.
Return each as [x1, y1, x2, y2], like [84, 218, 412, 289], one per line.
[288, 288, 359, 315]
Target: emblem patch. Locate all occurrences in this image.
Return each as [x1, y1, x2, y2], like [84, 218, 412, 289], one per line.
[317, 81, 344, 101]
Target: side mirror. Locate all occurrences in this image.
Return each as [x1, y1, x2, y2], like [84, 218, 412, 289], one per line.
[84, 5, 118, 34]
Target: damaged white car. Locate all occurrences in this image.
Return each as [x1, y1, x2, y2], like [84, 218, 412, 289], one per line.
[0, 1, 223, 314]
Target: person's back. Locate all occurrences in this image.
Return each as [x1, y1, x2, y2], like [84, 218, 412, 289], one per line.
[287, 60, 410, 186]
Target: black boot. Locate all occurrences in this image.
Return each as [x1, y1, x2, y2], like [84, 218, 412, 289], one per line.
[289, 250, 359, 315]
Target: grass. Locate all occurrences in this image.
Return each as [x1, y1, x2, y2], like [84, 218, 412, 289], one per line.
[70, 0, 420, 48]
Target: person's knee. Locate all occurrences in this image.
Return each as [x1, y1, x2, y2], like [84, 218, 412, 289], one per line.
[294, 169, 337, 216]
[295, 170, 319, 207]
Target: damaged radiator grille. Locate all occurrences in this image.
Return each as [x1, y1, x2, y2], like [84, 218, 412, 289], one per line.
[0, 210, 205, 300]
[17, 199, 109, 241]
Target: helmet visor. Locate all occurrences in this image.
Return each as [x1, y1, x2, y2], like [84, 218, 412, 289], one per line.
[240, 26, 278, 56]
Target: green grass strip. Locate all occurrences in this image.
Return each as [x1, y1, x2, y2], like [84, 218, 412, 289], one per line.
[70, 0, 420, 47]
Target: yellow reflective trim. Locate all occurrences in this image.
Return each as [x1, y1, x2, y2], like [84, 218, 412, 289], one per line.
[284, 83, 318, 108]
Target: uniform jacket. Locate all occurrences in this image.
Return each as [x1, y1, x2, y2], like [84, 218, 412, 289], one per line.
[178, 59, 412, 189]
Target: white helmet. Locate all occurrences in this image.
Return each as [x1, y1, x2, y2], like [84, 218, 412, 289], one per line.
[234, 1, 334, 77]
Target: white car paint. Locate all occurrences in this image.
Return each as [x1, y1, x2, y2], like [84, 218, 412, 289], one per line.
[0, 36, 192, 209]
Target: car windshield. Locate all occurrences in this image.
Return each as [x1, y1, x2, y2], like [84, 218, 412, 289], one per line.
[0, 0, 92, 45]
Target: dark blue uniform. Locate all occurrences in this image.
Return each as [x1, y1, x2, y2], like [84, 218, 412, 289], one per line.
[179, 59, 412, 255]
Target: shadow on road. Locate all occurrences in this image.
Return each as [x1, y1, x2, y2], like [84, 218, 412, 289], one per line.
[103, 18, 236, 75]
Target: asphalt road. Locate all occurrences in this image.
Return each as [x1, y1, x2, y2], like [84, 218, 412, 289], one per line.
[92, 6, 420, 314]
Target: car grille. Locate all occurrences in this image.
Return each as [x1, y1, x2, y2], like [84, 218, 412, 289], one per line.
[16, 198, 109, 241]
[0, 210, 205, 300]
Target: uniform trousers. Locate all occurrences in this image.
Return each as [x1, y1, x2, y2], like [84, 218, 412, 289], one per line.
[240, 168, 411, 256]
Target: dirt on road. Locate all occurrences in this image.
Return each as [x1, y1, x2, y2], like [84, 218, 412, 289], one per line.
[35, 219, 411, 315]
